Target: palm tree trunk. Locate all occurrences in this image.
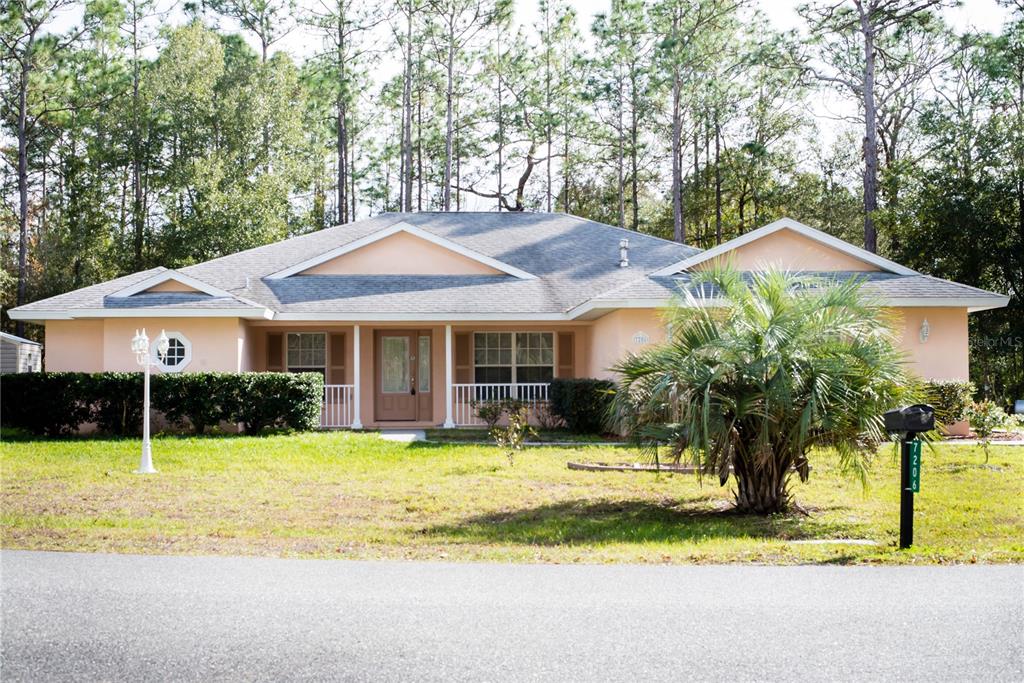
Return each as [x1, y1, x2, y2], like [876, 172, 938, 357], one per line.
[732, 454, 791, 514]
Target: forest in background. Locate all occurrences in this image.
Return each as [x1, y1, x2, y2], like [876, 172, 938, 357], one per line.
[2, 0, 1022, 403]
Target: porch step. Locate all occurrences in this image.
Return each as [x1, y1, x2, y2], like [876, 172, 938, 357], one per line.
[378, 429, 426, 443]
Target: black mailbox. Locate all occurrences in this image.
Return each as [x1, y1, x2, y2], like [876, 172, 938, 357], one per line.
[883, 404, 935, 433]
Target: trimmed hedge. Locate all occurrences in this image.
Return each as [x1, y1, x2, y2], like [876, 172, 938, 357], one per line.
[924, 380, 975, 426]
[1, 371, 324, 436]
[548, 378, 615, 434]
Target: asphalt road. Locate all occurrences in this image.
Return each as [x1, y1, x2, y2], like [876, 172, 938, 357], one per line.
[2, 551, 1022, 682]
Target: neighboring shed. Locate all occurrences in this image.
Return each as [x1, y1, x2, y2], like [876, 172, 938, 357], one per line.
[0, 332, 42, 374]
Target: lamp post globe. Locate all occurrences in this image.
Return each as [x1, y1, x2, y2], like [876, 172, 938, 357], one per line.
[156, 329, 170, 359]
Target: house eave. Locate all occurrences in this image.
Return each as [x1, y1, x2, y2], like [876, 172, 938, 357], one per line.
[7, 307, 275, 322]
[271, 311, 569, 322]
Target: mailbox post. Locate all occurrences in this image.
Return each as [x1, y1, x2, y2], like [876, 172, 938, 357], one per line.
[883, 404, 935, 549]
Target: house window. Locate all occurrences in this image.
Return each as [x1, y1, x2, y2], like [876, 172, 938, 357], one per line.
[418, 335, 431, 392]
[514, 332, 554, 383]
[153, 332, 191, 373]
[473, 332, 554, 384]
[287, 333, 326, 376]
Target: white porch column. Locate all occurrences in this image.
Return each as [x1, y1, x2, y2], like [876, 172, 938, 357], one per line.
[443, 324, 455, 428]
[352, 324, 363, 429]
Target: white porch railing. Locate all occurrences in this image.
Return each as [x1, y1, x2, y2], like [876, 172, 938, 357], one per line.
[452, 383, 550, 427]
[321, 384, 355, 428]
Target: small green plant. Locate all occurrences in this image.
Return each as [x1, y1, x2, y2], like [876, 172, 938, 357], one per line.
[965, 400, 1008, 463]
[490, 399, 535, 466]
[532, 400, 563, 430]
[471, 399, 505, 430]
[924, 380, 975, 427]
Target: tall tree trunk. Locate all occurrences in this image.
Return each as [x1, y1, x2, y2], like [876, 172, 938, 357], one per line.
[261, 37, 270, 161]
[714, 113, 722, 245]
[350, 123, 357, 220]
[544, 6, 552, 213]
[617, 63, 625, 229]
[455, 96, 461, 211]
[416, 59, 423, 211]
[442, 24, 455, 211]
[496, 36, 504, 212]
[131, 2, 145, 269]
[16, 51, 32, 338]
[335, 11, 348, 223]
[629, 63, 639, 231]
[563, 111, 570, 212]
[401, 0, 414, 212]
[337, 100, 348, 223]
[670, 18, 684, 244]
[738, 190, 746, 234]
[859, 3, 879, 253]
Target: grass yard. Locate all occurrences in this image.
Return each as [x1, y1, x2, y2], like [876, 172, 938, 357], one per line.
[1, 432, 1021, 564]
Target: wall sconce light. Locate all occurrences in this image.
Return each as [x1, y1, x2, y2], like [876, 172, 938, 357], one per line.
[919, 318, 930, 344]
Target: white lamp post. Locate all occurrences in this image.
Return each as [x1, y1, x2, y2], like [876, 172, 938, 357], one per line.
[132, 328, 169, 474]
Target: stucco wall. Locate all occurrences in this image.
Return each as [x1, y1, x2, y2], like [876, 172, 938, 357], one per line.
[145, 279, 202, 293]
[301, 231, 503, 275]
[45, 320, 104, 371]
[695, 228, 880, 272]
[890, 307, 969, 381]
[587, 309, 666, 379]
[44, 318, 248, 372]
[583, 306, 970, 383]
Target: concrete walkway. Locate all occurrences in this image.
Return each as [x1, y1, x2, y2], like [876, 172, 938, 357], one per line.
[2, 550, 1021, 682]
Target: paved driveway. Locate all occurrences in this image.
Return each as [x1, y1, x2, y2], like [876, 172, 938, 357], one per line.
[2, 550, 1022, 681]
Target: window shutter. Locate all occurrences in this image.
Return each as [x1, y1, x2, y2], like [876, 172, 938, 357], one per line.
[329, 333, 346, 384]
[455, 332, 471, 383]
[557, 332, 574, 378]
[267, 333, 283, 371]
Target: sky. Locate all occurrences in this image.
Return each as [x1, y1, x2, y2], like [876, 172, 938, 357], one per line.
[49, 0, 1013, 65]
[266, 0, 1013, 58]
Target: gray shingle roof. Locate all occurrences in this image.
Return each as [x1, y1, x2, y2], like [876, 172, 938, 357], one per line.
[10, 213, 1007, 320]
[669, 271, 1008, 304]
[103, 293, 262, 310]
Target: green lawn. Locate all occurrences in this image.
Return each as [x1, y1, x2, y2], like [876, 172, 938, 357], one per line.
[423, 428, 622, 443]
[1, 432, 1021, 564]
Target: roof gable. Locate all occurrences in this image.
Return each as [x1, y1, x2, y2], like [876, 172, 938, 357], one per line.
[651, 217, 918, 276]
[266, 222, 536, 280]
[109, 269, 235, 298]
[296, 229, 506, 276]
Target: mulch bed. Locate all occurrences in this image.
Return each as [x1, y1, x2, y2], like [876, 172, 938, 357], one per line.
[568, 461, 706, 473]
[941, 430, 1024, 442]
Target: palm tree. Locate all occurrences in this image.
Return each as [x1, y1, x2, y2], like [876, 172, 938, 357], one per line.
[611, 267, 917, 514]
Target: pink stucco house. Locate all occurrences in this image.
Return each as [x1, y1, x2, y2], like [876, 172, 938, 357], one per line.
[8, 213, 1008, 429]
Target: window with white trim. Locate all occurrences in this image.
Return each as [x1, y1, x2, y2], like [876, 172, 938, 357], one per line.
[473, 332, 554, 384]
[287, 333, 326, 377]
[154, 332, 192, 373]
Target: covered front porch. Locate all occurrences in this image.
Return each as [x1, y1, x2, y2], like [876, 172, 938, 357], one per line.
[245, 322, 588, 429]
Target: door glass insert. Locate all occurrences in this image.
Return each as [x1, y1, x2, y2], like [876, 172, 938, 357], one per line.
[418, 335, 430, 392]
[382, 336, 410, 393]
